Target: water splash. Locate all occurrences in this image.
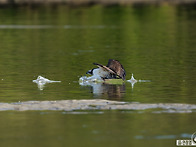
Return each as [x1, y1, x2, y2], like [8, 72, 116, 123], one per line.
[33, 76, 61, 90]
[79, 76, 104, 86]
[127, 73, 151, 88]
[79, 73, 151, 89]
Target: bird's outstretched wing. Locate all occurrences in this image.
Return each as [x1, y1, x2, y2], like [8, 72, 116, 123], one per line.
[93, 59, 126, 80]
[106, 59, 126, 80]
[93, 63, 116, 75]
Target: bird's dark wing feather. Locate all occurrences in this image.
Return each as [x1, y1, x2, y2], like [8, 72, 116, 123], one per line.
[106, 59, 126, 80]
[93, 63, 116, 75]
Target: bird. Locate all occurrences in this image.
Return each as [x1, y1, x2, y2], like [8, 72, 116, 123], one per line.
[86, 59, 126, 80]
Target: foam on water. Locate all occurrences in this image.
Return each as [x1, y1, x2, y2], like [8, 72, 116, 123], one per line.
[79, 76, 104, 86]
[33, 76, 61, 90]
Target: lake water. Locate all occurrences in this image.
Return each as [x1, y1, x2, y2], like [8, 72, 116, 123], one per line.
[0, 4, 195, 147]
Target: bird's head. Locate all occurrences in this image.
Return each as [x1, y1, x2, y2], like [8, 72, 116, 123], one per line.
[86, 68, 96, 75]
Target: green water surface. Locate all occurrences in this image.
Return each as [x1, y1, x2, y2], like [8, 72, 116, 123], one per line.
[0, 4, 195, 147]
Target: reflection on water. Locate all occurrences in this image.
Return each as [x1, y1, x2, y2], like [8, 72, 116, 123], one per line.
[79, 73, 150, 98]
[90, 83, 126, 98]
[80, 82, 126, 99]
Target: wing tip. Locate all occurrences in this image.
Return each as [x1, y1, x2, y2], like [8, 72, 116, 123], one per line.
[93, 63, 103, 67]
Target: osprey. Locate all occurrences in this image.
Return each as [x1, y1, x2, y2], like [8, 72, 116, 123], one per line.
[86, 59, 126, 80]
